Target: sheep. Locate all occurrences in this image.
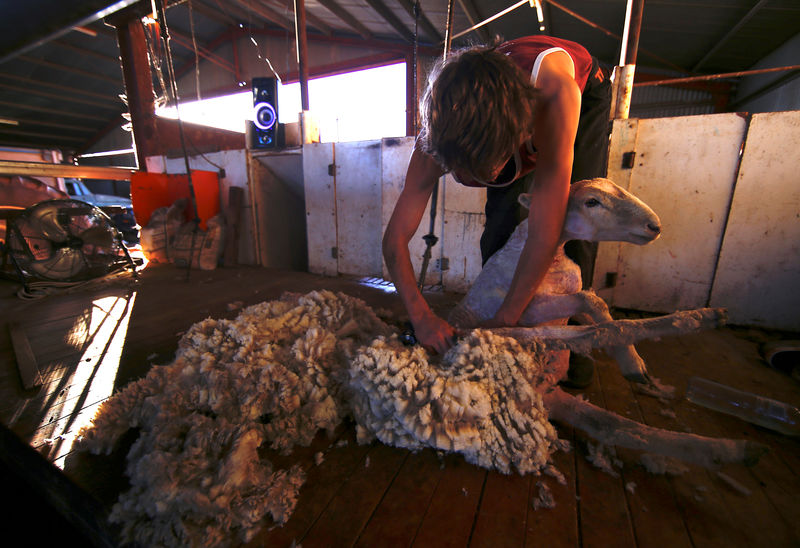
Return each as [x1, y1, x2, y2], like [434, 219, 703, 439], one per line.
[74, 180, 763, 546]
[441, 177, 764, 469]
[77, 287, 763, 547]
[449, 177, 665, 384]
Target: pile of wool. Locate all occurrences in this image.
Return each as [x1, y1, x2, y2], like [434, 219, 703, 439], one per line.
[348, 329, 561, 475]
[77, 290, 390, 547]
[77, 289, 566, 547]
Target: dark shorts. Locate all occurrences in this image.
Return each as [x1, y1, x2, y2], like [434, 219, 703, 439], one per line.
[480, 57, 612, 289]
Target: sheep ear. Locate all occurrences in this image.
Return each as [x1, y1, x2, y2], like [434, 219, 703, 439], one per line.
[517, 193, 533, 210]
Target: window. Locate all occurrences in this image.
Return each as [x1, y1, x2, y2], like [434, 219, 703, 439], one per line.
[156, 62, 407, 143]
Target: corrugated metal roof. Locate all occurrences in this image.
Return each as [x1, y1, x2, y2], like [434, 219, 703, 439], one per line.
[0, 0, 797, 154]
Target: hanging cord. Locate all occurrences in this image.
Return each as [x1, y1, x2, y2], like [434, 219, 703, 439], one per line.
[188, 0, 201, 101]
[417, 0, 453, 290]
[152, 0, 201, 280]
[142, 20, 169, 109]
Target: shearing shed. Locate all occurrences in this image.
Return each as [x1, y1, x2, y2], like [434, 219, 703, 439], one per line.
[1, 1, 799, 547]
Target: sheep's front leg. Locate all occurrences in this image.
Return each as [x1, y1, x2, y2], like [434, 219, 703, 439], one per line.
[543, 388, 766, 468]
[519, 290, 651, 383]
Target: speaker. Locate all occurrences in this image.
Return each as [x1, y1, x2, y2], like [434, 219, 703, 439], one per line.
[251, 77, 278, 149]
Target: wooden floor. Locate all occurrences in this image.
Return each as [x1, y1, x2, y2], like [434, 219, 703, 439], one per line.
[1, 262, 799, 547]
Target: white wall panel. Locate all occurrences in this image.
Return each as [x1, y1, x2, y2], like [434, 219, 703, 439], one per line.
[379, 137, 444, 286]
[302, 143, 337, 276]
[441, 175, 486, 293]
[610, 113, 747, 312]
[710, 111, 800, 330]
[334, 141, 383, 277]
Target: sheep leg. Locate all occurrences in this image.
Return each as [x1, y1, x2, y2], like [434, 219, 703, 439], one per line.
[498, 308, 726, 353]
[517, 292, 723, 384]
[543, 387, 766, 468]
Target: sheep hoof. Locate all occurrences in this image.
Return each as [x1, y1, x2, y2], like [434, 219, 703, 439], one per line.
[624, 371, 651, 384]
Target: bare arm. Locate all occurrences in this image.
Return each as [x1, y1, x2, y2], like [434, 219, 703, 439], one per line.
[490, 51, 582, 326]
[383, 147, 455, 353]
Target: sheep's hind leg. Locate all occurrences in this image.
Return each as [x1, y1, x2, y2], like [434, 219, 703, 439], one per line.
[543, 387, 766, 468]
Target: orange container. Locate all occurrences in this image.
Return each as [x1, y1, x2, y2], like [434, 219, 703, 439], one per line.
[131, 170, 220, 230]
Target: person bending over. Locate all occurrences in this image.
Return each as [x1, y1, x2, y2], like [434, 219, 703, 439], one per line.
[383, 35, 611, 386]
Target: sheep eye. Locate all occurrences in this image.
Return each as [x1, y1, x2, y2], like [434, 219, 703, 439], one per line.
[585, 198, 601, 208]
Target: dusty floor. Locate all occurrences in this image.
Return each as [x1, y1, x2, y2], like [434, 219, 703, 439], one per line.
[1, 262, 799, 547]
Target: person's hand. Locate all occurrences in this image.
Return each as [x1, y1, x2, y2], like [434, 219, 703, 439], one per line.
[413, 312, 457, 355]
[478, 309, 519, 329]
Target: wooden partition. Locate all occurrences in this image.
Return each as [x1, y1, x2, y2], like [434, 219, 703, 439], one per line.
[597, 110, 800, 330]
[304, 111, 799, 330]
[303, 137, 479, 291]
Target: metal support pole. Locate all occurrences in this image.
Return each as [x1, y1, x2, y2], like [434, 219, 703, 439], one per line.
[294, 0, 310, 111]
[612, 0, 644, 120]
[294, 0, 314, 142]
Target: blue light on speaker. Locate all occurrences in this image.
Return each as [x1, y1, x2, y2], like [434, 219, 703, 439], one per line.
[253, 102, 277, 130]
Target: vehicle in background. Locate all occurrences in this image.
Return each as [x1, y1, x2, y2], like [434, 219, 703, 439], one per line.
[64, 178, 140, 244]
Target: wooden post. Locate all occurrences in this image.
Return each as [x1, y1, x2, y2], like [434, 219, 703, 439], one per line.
[110, 3, 162, 168]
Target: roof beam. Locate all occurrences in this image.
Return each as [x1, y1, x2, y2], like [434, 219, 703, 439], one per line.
[0, 160, 135, 180]
[316, 0, 374, 40]
[0, 72, 124, 104]
[18, 55, 121, 86]
[229, 0, 293, 32]
[456, 0, 490, 44]
[364, 0, 414, 43]
[51, 40, 120, 65]
[395, 0, 443, 43]
[0, 128, 86, 144]
[192, 0, 239, 27]
[169, 29, 237, 73]
[5, 117, 102, 134]
[0, 100, 109, 122]
[265, 0, 333, 36]
[1, 83, 121, 110]
[692, 0, 770, 72]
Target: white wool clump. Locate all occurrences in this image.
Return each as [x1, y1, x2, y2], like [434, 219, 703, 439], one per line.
[586, 442, 623, 477]
[78, 290, 389, 547]
[78, 290, 566, 546]
[348, 329, 560, 475]
[639, 453, 690, 476]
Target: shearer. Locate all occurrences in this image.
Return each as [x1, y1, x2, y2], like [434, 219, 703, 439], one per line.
[382, 35, 611, 388]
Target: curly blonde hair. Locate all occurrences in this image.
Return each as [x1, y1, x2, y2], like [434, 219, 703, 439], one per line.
[418, 45, 538, 181]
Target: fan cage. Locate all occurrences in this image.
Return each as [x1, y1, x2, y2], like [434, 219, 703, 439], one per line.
[5, 199, 130, 282]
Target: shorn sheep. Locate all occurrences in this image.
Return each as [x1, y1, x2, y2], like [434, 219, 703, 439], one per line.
[76, 180, 764, 547]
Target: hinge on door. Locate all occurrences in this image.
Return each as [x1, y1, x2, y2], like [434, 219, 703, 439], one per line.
[436, 257, 449, 271]
[605, 272, 618, 288]
[621, 151, 636, 169]
[331, 247, 338, 259]
[328, 163, 336, 176]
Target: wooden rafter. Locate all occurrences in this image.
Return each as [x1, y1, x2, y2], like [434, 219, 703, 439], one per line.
[0, 100, 109, 122]
[0, 72, 123, 104]
[364, 0, 414, 43]
[265, 0, 333, 36]
[230, 0, 294, 32]
[395, 0, 443, 43]
[1, 83, 121, 111]
[316, 0, 373, 40]
[456, 0, 490, 43]
[18, 55, 121, 86]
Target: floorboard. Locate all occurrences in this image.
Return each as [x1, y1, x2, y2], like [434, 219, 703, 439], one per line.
[1, 263, 798, 547]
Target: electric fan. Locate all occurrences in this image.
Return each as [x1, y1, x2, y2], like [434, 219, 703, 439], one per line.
[4, 199, 134, 282]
